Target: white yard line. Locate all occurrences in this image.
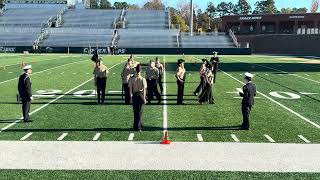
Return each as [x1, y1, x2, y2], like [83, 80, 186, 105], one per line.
[108, 91, 122, 93]
[197, 134, 203, 142]
[93, 133, 101, 141]
[163, 56, 168, 133]
[264, 135, 276, 143]
[298, 135, 311, 143]
[0, 62, 122, 133]
[300, 92, 318, 95]
[57, 133, 68, 141]
[231, 134, 240, 142]
[20, 133, 33, 141]
[222, 71, 320, 129]
[128, 133, 134, 141]
[0, 60, 86, 85]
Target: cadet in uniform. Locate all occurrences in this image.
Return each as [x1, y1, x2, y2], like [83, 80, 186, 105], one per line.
[145, 61, 161, 104]
[121, 59, 134, 104]
[155, 57, 164, 94]
[210, 51, 220, 84]
[239, 72, 256, 130]
[18, 65, 33, 122]
[176, 59, 186, 105]
[128, 64, 147, 131]
[93, 58, 109, 104]
[199, 63, 214, 104]
[193, 59, 207, 96]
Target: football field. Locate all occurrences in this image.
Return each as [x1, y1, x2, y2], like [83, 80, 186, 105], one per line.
[0, 54, 319, 143]
[0, 53, 319, 178]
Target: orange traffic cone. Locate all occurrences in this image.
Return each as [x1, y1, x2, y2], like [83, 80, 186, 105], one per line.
[161, 131, 171, 145]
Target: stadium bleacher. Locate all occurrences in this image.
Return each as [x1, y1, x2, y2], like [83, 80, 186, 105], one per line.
[181, 33, 235, 48]
[0, 4, 65, 47]
[62, 9, 121, 28]
[43, 28, 114, 47]
[117, 29, 179, 48]
[125, 10, 168, 29]
[0, 4, 237, 49]
[0, 27, 41, 46]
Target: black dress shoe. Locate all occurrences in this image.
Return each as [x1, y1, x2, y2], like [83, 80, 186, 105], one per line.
[24, 120, 33, 123]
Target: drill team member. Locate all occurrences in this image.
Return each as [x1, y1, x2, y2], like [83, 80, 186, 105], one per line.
[176, 59, 186, 105]
[121, 59, 134, 104]
[145, 61, 161, 104]
[93, 58, 109, 104]
[155, 57, 164, 94]
[129, 64, 147, 131]
[199, 63, 214, 104]
[239, 72, 256, 130]
[193, 59, 208, 96]
[18, 65, 33, 122]
[210, 51, 220, 83]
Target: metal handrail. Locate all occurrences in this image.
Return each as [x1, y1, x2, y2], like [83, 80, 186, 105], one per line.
[229, 29, 240, 48]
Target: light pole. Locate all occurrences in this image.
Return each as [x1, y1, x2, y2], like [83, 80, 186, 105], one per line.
[190, 0, 193, 36]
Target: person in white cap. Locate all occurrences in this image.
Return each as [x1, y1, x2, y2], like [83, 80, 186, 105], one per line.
[239, 72, 256, 130]
[18, 65, 33, 122]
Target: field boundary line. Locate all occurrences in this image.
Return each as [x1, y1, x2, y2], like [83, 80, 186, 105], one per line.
[163, 56, 168, 133]
[233, 58, 320, 84]
[0, 59, 87, 85]
[222, 70, 320, 129]
[0, 62, 122, 132]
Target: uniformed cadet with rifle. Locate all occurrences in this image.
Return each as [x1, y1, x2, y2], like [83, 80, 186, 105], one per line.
[145, 61, 161, 104]
[176, 59, 186, 105]
[239, 72, 257, 130]
[155, 57, 164, 94]
[128, 64, 147, 132]
[193, 59, 208, 96]
[18, 65, 33, 122]
[121, 59, 134, 104]
[199, 63, 214, 104]
[210, 51, 220, 84]
[93, 58, 109, 104]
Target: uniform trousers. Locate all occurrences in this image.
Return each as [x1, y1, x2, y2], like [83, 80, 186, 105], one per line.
[96, 77, 107, 104]
[199, 83, 214, 104]
[147, 79, 161, 103]
[177, 80, 185, 104]
[194, 76, 205, 94]
[123, 83, 131, 104]
[132, 92, 144, 131]
[241, 104, 251, 129]
[158, 74, 163, 94]
[22, 99, 31, 121]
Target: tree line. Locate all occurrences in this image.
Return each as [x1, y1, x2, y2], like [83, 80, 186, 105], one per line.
[90, 0, 309, 32]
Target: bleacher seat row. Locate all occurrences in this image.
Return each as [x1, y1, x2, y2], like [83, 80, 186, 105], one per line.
[0, 4, 235, 48]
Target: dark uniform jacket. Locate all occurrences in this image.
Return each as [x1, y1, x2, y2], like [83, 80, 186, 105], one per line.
[240, 82, 256, 106]
[210, 57, 220, 73]
[18, 73, 32, 101]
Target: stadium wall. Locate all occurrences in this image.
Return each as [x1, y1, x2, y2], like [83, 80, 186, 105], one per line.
[0, 46, 252, 55]
[237, 34, 320, 56]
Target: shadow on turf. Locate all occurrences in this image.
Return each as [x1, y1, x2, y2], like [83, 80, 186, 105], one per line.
[165, 62, 320, 72]
[0, 119, 23, 124]
[3, 125, 242, 133]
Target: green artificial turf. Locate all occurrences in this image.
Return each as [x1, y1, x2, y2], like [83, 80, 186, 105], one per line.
[0, 170, 319, 180]
[0, 54, 319, 143]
